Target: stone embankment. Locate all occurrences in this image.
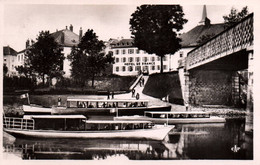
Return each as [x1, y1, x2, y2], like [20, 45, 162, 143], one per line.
[190, 106, 247, 118]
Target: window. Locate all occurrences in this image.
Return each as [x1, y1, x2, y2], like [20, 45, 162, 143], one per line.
[122, 66, 126, 72]
[116, 58, 119, 63]
[128, 49, 134, 54]
[122, 49, 126, 54]
[122, 57, 126, 62]
[157, 65, 160, 70]
[129, 57, 133, 62]
[115, 50, 119, 55]
[142, 57, 148, 62]
[136, 57, 140, 62]
[163, 65, 167, 70]
[128, 66, 133, 72]
[136, 49, 140, 54]
[151, 57, 155, 61]
[18, 56, 20, 62]
[180, 51, 183, 58]
[157, 57, 160, 61]
[135, 66, 141, 71]
[116, 67, 119, 72]
[163, 56, 167, 61]
[151, 66, 155, 70]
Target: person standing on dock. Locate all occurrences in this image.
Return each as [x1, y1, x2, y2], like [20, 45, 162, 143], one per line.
[136, 93, 140, 100]
[142, 77, 145, 86]
[107, 90, 110, 99]
[111, 91, 114, 99]
[185, 101, 189, 111]
[132, 89, 135, 98]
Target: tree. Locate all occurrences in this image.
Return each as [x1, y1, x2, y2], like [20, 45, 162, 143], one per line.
[15, 65, 31, 78]
[68, 29, 114, 87]
[130, 5, 187, 73]
[3, 64, 8, 76]
[25, 31, 64, 85]
[223, 6, 249, 28]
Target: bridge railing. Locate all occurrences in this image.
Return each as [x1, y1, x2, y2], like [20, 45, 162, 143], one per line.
[186, 13, 253, 70]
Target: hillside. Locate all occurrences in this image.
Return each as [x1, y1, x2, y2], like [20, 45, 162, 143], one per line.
[143, 72, 184, 105]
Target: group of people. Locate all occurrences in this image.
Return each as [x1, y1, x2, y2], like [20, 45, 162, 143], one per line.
[107, 90, 114, 99]
[131, 88, 140, 100]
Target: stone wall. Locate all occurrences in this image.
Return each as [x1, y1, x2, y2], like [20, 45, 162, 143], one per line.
[189, 69, 233, 106]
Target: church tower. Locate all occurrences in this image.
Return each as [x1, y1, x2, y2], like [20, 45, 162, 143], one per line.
[199, 5, 211, 26]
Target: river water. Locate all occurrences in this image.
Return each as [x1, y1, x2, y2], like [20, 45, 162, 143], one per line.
[3, 118, 253, 160]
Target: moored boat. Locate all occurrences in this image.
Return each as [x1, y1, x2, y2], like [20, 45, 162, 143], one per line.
[3, 115, 173, 141]
[52, 98, 171, 116]
[114, 111, 226, 124]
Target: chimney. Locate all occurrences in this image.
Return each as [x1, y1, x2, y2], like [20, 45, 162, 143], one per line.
[26, 39, 30, 48]
[69, 24, 73, 32]
[79, 27, 83, 40]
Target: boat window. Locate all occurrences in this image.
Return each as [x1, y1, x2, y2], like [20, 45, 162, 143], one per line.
[138, 102, 148, 107]
[67, 101, 78, 108]
[77, 101, 86, 108]
[88, 102, 94, 108]
[117, 102, 127, 108]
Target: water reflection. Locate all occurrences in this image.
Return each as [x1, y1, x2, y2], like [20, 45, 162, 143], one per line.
[3, 119, 253, 160]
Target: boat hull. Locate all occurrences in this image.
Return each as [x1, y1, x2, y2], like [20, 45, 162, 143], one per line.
[23, 105, 52, 115]
[51, 105, 172, 116]
[114, 116, 226, 124]
[4, 125, 173, 141]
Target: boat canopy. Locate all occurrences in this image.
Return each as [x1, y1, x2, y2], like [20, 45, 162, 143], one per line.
[145, 111, 210, 115]
[25, 115, 87, 119]
[67, 98, 149, 103]
[85, 120, 152, 124]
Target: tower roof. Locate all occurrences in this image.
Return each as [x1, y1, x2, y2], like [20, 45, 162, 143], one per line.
[199, 5, 208, 25]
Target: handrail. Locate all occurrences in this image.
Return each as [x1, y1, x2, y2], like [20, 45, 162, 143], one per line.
[3, 117, 34, 130]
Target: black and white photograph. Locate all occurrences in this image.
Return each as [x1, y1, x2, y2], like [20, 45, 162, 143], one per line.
[1, 0, 257, 163]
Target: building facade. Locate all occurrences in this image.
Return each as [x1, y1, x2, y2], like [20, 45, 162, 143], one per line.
[3, 46, 18, 77]
[108, 39, 175, 76]
[16, 25, 82, 78]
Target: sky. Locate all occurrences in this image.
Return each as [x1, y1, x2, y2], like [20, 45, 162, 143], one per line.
[2, 3, 253, 51]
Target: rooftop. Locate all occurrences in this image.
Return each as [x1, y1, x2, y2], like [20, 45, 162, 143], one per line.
[3, 46, 17, 56]
[51, 29, 80, 47]
[179, 23, 225, 47]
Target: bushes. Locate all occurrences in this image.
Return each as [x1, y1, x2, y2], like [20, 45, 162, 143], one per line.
[3, 76, 36, 93]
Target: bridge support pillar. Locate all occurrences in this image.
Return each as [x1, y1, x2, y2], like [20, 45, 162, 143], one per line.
[245, 51, 253, 133]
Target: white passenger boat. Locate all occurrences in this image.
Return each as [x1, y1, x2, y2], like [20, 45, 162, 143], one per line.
[3, 115, 173, 141]
[52, 98, 171, 116]
[23, 105, 52, 115]
[114, 111, 226, 124]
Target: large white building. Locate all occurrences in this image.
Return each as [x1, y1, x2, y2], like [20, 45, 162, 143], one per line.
[3, 46, 18, 77]
[108, 38, 175, 76]
[16, 25, 82, 77]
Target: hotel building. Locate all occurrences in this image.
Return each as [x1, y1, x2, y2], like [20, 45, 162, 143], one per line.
[109, 38, 174, 76]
